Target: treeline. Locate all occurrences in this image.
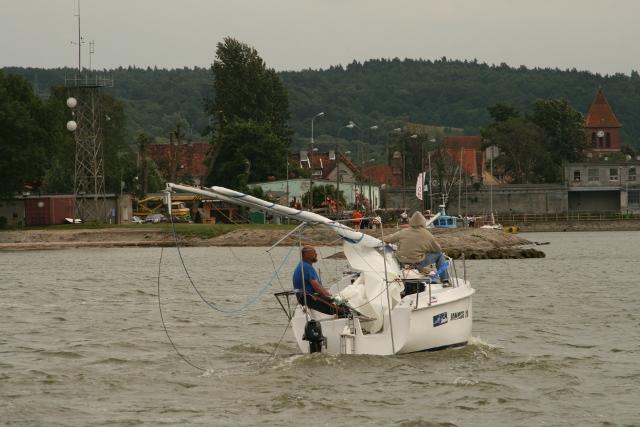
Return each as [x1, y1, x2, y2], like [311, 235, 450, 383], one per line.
[4, 58, 640, 148]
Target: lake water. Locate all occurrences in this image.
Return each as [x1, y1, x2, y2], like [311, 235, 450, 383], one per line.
[1, 231, 639, 426]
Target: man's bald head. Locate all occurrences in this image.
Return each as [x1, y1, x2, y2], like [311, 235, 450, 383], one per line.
[301, 245, 318, 263]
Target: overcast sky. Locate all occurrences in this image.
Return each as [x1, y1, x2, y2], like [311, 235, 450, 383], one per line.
[1, 0, 639, 75]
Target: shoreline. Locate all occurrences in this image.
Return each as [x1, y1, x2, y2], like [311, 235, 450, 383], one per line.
[503, 220, 640, 232]
[0, 226, 544, 259]
[2, 220, 637, 256]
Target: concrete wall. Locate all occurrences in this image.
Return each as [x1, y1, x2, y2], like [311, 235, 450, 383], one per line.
[382, 185, 568, 215]
[461, 185, 567, 215]
[568, 191, 620, 211]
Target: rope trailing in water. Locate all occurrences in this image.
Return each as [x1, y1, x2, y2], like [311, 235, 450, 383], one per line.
[168, 216, 296, 314]
[156, 247, 206, 372]
[259, 316, 295, 371]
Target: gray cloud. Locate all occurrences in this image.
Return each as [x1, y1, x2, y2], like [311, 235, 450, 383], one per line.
[1, 0, 638, 74]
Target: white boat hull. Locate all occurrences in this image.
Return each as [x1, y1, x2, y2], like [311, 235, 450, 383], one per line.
[291, 278, 474, 355]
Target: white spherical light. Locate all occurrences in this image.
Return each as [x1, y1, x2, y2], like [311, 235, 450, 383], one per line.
[66, 97, 77, 108]
[66, 120, 77, 132]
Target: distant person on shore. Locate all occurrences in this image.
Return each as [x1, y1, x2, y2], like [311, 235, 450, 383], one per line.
[351, 209, 363, 230]
[400, 210, 408, 225]
[292, 246, 350, 316]
[383, 211, 449, 284]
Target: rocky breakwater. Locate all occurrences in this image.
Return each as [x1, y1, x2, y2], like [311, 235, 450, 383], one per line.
[207, 226, 545, 259]
[428, 227, 545, 259]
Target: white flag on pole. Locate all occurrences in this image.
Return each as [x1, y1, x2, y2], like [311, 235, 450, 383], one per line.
[416, 172, 424, 200]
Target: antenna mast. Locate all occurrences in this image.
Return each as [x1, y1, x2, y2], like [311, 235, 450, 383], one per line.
[76, 0, 82, 74]
[65, 0, 113, 223]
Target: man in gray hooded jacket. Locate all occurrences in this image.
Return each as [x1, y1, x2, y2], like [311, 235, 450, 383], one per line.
[383, 211, 449, 283]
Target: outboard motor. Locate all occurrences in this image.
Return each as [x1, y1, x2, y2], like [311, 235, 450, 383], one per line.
[303, 319, 325, 353]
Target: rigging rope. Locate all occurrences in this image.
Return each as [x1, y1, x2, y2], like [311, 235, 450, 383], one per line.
[168, 215, 296, 314]
[156, 247, 206, 373]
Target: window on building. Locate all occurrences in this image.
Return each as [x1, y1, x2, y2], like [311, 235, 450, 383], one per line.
[609, 168, 619, 181]
[588, 168, 599, 182]
[629, 191, 640, 207]
[591, 132, 596, 147]
[629, 166, 636, 181]
[606, 132, 611, 148]
[573, 170, 581, 182]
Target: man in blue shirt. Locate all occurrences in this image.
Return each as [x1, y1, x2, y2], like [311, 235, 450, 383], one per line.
[293, 246, 349, 316]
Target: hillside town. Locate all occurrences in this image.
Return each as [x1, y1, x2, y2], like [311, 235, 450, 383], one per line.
[3, 86, 638, 228]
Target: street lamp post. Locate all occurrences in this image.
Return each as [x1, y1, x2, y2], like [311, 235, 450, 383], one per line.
[404, 134, 418, 211]
[285, 151, 289, 207]
[366, 158, 375, 213]
[359, 125, 378, 209]
[336, 120, 355, 218]
[420, 136, 426, 213]
[309, 112, 324, 210]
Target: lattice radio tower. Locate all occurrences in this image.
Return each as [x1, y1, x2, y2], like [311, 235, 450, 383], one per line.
[65, 0, 113, 223]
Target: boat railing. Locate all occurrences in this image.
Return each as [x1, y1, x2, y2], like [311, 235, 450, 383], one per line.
[274, 289, 376, 322]
[273, 290, 297, 320]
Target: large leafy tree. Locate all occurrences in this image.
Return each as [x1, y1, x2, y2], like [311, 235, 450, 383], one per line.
[210, 120, 286, 188]
[483, 99, 586, 183]
[532, 98, 586, 163]
[0, 71, 64, 197]
[207, 37, 291, 188]
[483, 116, 550, 184]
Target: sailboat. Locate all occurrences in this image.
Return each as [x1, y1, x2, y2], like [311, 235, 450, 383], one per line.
[165, 183, 476, 355]
[481, 148, 503, 231]
[431, 203, 458, 229]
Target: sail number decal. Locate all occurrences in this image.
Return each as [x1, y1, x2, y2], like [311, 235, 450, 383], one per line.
[450, 310, 468, 321]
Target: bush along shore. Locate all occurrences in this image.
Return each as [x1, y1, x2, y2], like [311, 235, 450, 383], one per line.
[0, 225, 545, 259]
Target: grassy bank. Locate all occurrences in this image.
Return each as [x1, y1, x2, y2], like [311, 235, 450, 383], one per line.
[3, 223, 296, 240]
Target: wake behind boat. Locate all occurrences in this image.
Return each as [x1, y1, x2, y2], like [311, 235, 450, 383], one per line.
[165, 183, 475, 355]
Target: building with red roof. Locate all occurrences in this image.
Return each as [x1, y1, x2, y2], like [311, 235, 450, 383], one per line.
[291, 150, 360, 183]
[442, 136, 484, 180]
[145, 142, 210, 184]
[585, 88, 621, 152]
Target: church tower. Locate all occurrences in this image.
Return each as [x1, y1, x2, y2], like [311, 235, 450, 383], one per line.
[585, 88, 621, 152]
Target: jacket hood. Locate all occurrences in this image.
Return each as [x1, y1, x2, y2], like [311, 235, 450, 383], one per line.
[409, 211, 427, 228]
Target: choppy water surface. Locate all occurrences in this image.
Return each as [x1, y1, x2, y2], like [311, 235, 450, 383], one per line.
[1, 231, 639, 426]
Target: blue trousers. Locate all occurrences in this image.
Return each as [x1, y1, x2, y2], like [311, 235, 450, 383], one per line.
[418, 252, 449, 281]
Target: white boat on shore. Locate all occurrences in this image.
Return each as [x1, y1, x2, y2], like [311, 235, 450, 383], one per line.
[166, 183, 475, 356]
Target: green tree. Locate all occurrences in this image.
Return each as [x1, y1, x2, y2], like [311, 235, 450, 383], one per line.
[168, 120, 187, 183]
[532, 98, 586, 163]
[135, 132, 154, 195]
[99, 92, 133, 194]
[487, 103, 520, 123]
[302, 184, 345, 210]
[207, 38, 291, 187]
[429, 144, 465, 210]
[208, 120, 286, 189]
[483, 116, 550, 184]
[0, 71, 63, 197]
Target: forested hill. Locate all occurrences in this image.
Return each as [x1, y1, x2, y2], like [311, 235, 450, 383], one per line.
[5, 59, 640, 148]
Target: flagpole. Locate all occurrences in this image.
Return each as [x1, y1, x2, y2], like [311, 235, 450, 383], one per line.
[428, 152, 433, 212]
